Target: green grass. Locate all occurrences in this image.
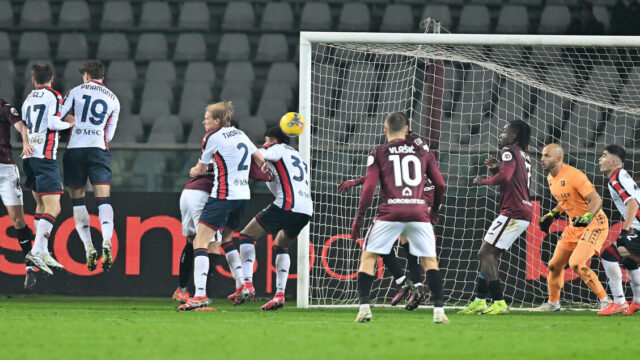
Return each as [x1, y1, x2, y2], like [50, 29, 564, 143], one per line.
[1, 295, 638, 359]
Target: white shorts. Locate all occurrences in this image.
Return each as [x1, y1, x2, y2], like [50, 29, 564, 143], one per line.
[180, 189, 220, 242]
[0, 163, 23, 206]
[483, 214, 530, 250]
[364, 220, 436, 257]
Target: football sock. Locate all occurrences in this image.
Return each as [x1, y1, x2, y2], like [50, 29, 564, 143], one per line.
[15, 225, 33, 256]
[239, 233, 256, 284]
[381, 250, 404, 281]
[488, 280, 504, 301]
[33, 213, 41, 231]
[193, 248, 209, 297]
[97, 198, 113, 248]
[72, 198, 93, 251]
[357, 272, 375, 305]
[476, 273, 488, 299]
[275, 246, 290, 294]
[395, 275, 406, 285]
[602, 259, 625, 304]
[627, 267, 640, 303]
[401, 243, 423, 284]
[34, 214, 55, 255]
[179, 241, 194, 289]
[426, 269, 444, 308]
[222, 241, 244, 288]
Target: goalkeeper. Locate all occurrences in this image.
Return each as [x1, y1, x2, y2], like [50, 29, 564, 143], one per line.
[533, 144, 611, 312]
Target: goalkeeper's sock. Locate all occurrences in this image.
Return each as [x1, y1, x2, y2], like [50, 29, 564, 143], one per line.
[357, 272, 375, 305]
[275, 247, 290, 294]
[476, 273, 488, 299]
[239, 234, 256, 284]
[381, 251, 405, 281]
[401, 243, 423, 284]
[488, 280, 504, 301]
[222, 242, 244, 287]
[602, 259, 625, 305]
[426, 269, 444, 308]
[178, 241, 194, 289]
[193, 248, 209, 297]
[627, 268, 640, 303]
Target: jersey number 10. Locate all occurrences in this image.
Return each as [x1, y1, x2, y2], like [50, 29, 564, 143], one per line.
[389, 154, 421, 187]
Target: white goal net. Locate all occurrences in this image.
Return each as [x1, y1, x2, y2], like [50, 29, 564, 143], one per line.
[298, 33, 640, 308]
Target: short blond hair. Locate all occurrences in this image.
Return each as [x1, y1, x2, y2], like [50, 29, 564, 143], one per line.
[206, 101, 233, 126]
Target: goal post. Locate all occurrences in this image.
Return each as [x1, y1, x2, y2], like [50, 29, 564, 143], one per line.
[297, 32, 640, 308]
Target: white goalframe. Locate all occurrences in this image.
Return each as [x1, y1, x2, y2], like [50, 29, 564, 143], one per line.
[296, 32, 640, 308]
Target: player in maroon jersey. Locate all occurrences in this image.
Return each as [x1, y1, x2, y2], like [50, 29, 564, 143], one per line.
[0, 98, 35, 288]
[459, 120, 533, 315]
[351, 112, 448, 324]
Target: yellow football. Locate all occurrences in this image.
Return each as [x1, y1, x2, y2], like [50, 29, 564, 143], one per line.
[279, 112, 305, 137]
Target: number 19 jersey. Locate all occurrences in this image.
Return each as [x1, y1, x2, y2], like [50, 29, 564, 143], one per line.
[259, 143, 313, 216]
[61, 80, 120, 150]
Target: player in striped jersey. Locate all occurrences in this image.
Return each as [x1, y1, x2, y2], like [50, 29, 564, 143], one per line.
[178, 101, 267, 311]
[597, 145, 640, 315]
[59, 60, 120, 272]
[21, 62, 75, 276]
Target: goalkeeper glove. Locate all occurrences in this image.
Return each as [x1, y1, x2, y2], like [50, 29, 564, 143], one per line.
[539, 208, 561, 233]
[572, 212, 594, 227]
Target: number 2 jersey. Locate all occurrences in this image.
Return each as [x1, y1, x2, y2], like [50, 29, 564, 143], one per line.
[259, 143, 313, 216]
[60, 80, 120, 150]
[200, 126, 257, 200]
[21, 86, 71, 160]
[608, 168, 640, 231]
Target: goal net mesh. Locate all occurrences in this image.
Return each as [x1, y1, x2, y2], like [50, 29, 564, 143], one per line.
[307, 40, 640, 308]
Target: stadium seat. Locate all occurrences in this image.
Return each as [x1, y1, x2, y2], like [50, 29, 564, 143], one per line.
[187, 120, 206, 143]
[139, 99, 172, 126]
[220, 82, 252, 105]
[230, 99, 250, 119]
[546, 0, 578, 6]
[0, 2, 12, 28]
[564, 104, 601, 148]
[0, 32, 9, 59]
[180, 82, 212, 105]
[591, 0, 616, 6]
[470, 0, 503, 5]
[602, 111, 638, 148]
[300, 3, 332, 31]
[135, 33, 168, 61]
[179, 99, 210, 124]
[57, 33, 88, 60]
[221, 2, 255, 32]
[267, 62, 298, 88]
[18, 32, 49, 60]
[338, 3, 371, 32]
[184, 62, 216, 84]
[336, 63, 377, 130]
[453, 64, 496, 124]
[142, 82, 173, 103]
[260, 2, 294, 32]
[256, 99, 287, 126]
[0, 80, 15, 105]
[0, 60, 15, 79]
[97, 33, 130, 61]
[593, 6, 610, 33]
[108, 81, 134, 112]
[59, 0, 90, 30]
[224, 61, 254, 84]
[509, 0, 542, 6]
[255, 34, 289, 63]
[582, 65, 619, 100]
[147, 132, 177, 144]
[150, 115, 183, 142]
[496, 5, 529, 34]
[380, 4, 414, 33]
[101, 1, 134, 30]
[174, 33, 207, 62]
[20, 1, 51, 29]
[458, 5, 491, 33]
[178, 2, 209, 30]
[115, 114, 143, 141]
[377, 63, 413, 116]
[538, 6, 570, 34]
[140, 2, 173, 30]
[217, 33, 250, 62]
[107, 60, 137, 83]
[63, 60, 85, 88]
[312, 63, 339, 119]
[532, 91, 565, 144]
[145, 61, 176, 84]
[495, 77, 532, 122]
[237, 116, 266, 143]
[421, 5, 452, 31]
[261, 82, 293, 108]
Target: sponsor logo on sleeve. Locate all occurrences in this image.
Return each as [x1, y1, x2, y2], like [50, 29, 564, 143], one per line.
[501, 151, 512, 161]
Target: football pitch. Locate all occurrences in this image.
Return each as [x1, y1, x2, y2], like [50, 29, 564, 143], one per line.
[1, 295, 638, 359]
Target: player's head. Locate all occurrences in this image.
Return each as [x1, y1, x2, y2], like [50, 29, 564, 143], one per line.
[31, 62, 53, 86]
[264, 126, 290, 146]
[599, 144, 626, 174]
[384, 112, 408, 140]
[501, 120, 531, 152]
[79, 60, 105, 82]
[541, 143, 564, 171]
[204, 101, 233, 131]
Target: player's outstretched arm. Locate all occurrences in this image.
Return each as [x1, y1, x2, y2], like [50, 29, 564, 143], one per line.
[572, 191, 602, 227]
[484, 156, 500, 175]
[425, 153, 445, 224]
[338, 176, 365, 193]
[473, 153, 516, 186]
[13, 121, 33, 157]
[350, 163, 380, 240]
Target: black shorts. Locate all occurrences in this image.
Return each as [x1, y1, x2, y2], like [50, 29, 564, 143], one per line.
[23, 158, 63, 195]
[199, 197, 248, 231]
[255, 203, 311, 238]
[63, 148, 112, 187]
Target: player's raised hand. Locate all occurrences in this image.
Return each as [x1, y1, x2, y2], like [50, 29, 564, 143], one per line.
[338, 179, 357, 193]
[572, 212, 594, 227]
[484, 156, 499, 169]
[539, 208, 560, 233]
[471, 176, 485, 186]
[351, 216, 364, 241]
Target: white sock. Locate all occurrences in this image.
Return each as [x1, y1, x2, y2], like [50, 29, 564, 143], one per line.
[240, 242, 255, 284]
[602, 260, 625, 304]
[395, 275, 406, 285]
[225, 249, 244, 288]
[434, 307, 445, 315]
[193, 249, 209, 297]
[627, 268, 640, 303]
[98, 203, 114, 248]
[548, 301, 560, 306]
[275, 252, 291, 294]
[33, 216, 54, 255]
[73, 205, 93, 251]
[26, 266, 34, 271]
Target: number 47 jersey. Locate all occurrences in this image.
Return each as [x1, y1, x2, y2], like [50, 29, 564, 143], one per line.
[61, 80, 120, 150]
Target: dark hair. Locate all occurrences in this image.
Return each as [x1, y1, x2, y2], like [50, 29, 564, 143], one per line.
[79, 60, 106, 80]
[31, 62, 53, 85]
[264, 126, 290, 145]
[508, 120, 531, 153]
[604, 144, 626, 163]
[385, 112, 408, 133]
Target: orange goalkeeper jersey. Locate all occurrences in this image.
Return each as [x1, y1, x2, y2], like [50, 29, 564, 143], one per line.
[547, 164, 606, 221]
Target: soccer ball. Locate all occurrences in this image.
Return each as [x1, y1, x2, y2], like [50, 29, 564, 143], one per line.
[279, 112, 305, 137]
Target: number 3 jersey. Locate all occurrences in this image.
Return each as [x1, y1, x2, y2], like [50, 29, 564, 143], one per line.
[21, 86, 71, 159]
[60, 80, 120, 150]
[259, 143, 313, 216]
[200, 126, 257, 200]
